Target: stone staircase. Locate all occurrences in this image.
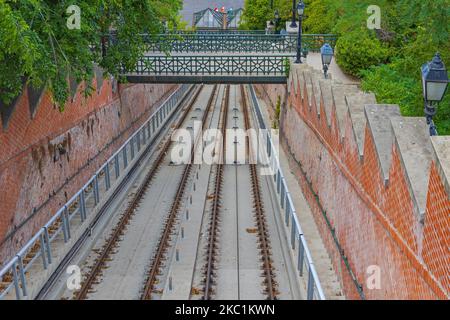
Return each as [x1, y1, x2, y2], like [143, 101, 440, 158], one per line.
[284, 62, 449, 299]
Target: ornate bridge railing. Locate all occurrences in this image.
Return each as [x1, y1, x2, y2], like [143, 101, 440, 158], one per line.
[141, 33, 337, 54]
[122, 55, 290, 77]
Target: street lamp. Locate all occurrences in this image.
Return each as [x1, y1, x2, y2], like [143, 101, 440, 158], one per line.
[421, 52, 449, 136]
[320, 43, 334, 78]
[295, 1, 305, 64]
[274, 10, 280, 32]
[290, 0, 297, 28]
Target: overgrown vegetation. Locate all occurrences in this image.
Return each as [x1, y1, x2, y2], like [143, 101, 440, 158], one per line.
[241, 0, 450, 134]
[272, 95, 281, 129]
[0, 0, 181, 110]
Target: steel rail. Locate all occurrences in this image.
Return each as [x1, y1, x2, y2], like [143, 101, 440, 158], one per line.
[74, 85, 205, 300]
[203, 85, 230, 300]
[240, 84, 277, 300]
[141, 85, 218, 300]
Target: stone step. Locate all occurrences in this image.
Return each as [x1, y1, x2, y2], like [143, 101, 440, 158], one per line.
[364, 104, 402, 185]
[319, 78, 334, 127]
[330, 83, 360, 139]
[390, 117, 433, 219]
[345, 91, 377, 157]
[309, 69, 323, 114]
[430, 136, 450, 197]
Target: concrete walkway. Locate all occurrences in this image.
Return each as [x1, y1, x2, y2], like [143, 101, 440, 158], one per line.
[305, 52, 360, 85]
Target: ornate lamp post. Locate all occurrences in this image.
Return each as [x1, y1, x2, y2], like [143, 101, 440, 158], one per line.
[421, 52, 449, 136]
[295, 1, 305, 64]
[320, 43, 334, 78]
[290, 0, 297, 28]
[274, 10, 280, 32]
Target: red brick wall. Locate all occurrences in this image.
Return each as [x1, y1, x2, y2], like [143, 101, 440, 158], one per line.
[0, 79, 177, 263]
[256, 70, 449, 299]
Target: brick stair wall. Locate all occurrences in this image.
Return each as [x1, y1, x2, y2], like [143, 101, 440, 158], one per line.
[256, 63, 449, 300]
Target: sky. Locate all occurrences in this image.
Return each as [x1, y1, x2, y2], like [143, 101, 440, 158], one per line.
[181, 0, 245, 25]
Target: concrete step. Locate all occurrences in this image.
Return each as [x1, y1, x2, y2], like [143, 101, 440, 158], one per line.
[330, 83, 359, 139]
[390, 117, 433, 219]
[319, 78, 334, 127]
[345, 91, 377, 157]
[364, 104, 402, 185]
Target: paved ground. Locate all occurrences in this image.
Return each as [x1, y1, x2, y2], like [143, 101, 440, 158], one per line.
[181, 0, 245, 25]
[305, 52, 360, 84]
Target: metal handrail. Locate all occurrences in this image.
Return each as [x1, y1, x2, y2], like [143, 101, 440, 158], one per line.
[142, 33, 337, 53]
[126, 55, 292, 76]
[0, 84, 192, 300]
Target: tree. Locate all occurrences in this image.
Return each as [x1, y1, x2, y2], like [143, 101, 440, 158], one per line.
[0, 0, 182, 110]
[240, 0, 272, 30]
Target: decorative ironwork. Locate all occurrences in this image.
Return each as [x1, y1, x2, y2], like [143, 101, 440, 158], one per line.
[142, 33, 336, 54]
[122, 55, 290, 77]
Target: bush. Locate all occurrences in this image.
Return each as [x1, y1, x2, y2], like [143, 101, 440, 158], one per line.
[303, 0, 338, 34]
[335, 30, 388, 76]
[361, 63, 450, 135]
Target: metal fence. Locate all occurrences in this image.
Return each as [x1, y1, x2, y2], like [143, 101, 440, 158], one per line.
[0, 84, 192, 300]
[125, 55, 290, 77]
[143, 33, 337, 53]
[249, 85, 326, 300]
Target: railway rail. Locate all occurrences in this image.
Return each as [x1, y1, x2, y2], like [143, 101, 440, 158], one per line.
[3, 84, 326, 301]
[241, 85, 277, 300]
[202, 85, 230, 300]
[74, 85, 206, 300]
[141, 84, 219, 300]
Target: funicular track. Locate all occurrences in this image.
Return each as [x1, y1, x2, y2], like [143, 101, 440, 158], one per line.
[140, 85, 219, 300]
[240, 85, 277, 300]
[74, 85, 207, 300]
[202, 85, 230, 300]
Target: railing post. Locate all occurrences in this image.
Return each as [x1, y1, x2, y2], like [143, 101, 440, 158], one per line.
[114, 155, 120, 179]
[16, 256, 27, 298]
[290, 222, 296, 250]
[277, 171, 281, 193]
[94, 176, 100, 205]
[104, 165, 111, 191]
[137, 131, 141, 152]
[141, 125, 146, 144]
[298, 236, 304, 276]
[63, 206, 71, 241]
[11, 261, 21, 300]
[62, 208, 69, 243]
[43, 227, 52, 264]
[39, 233, 48, 270]
[123, 146, 128, 168]
[80, 190, 87, 221]
[285, 196, 290, 226]
[130, 136, 135, 159]
[307, 267, 314, 300]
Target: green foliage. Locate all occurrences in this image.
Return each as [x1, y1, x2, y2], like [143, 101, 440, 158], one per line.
[272, 95, 281, 129]
[0, 0, 181, 110]
[284, 57, 291, 77]
[296, 0, 450, 134]
[302, 0, 337, 34]
[361, 64, 422, 116]
[335, 30, 388, 76]
[240, 0, 272, 30]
